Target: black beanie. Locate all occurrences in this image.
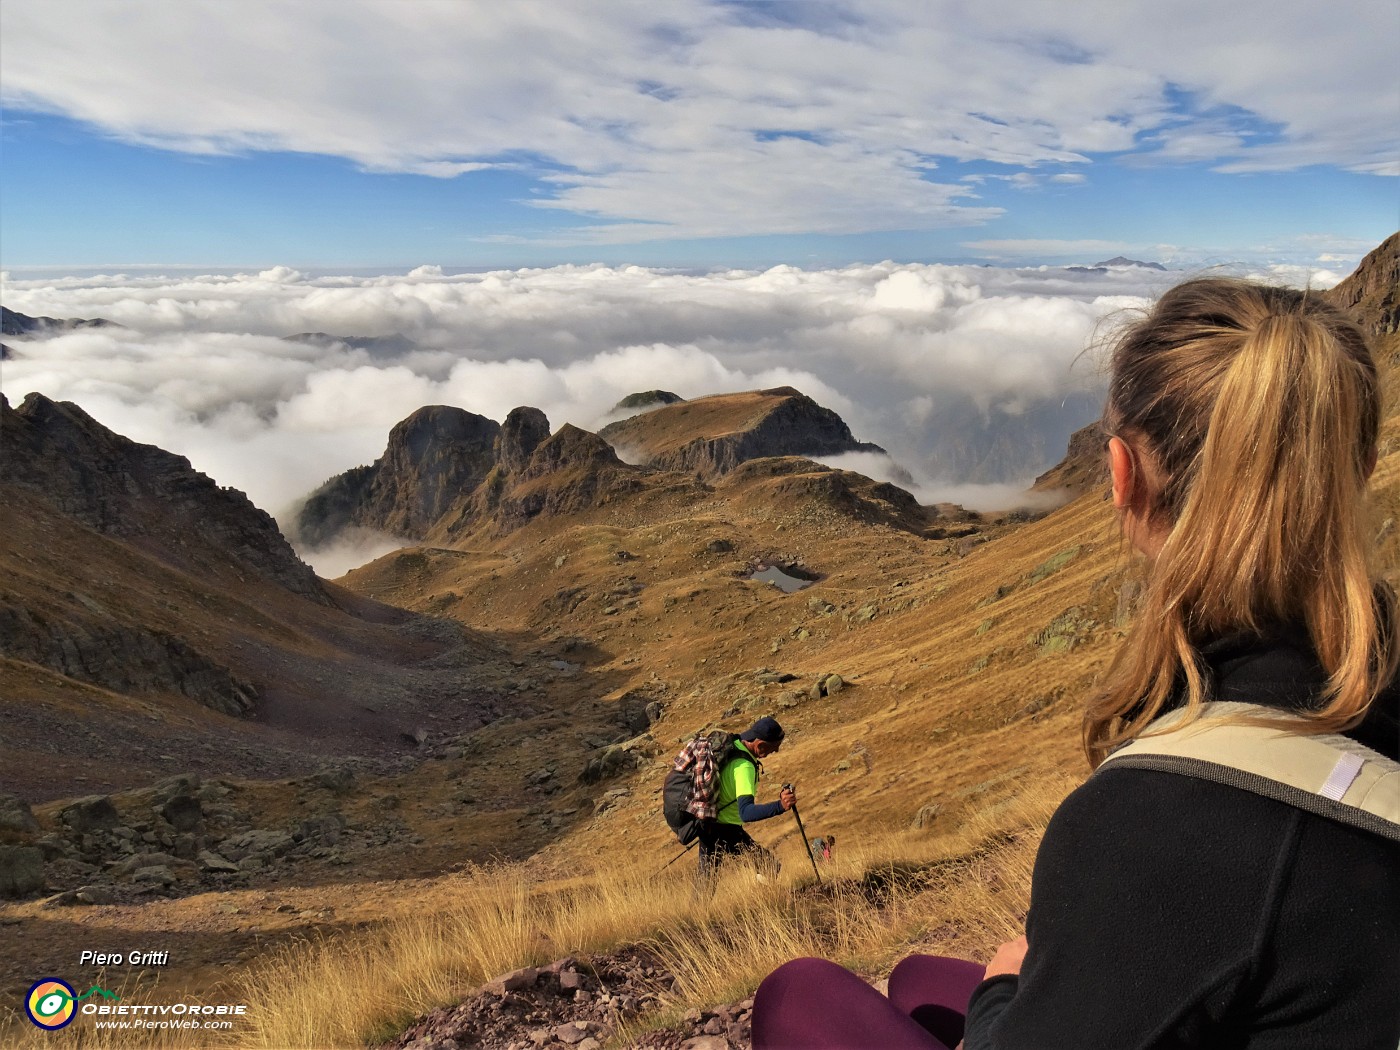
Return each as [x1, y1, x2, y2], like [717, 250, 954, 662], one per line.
[741, 716, 785, 745]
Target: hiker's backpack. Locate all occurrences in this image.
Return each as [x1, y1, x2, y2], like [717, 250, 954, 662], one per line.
[663, 731, 755, 845]
[1097, 701, 1400, 842]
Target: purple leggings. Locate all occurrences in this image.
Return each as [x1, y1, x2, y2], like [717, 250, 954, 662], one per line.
[752, 954, 985, 1050]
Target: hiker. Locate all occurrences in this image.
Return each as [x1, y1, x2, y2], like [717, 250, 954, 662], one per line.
[811, 835, 835, 863]
[752, 278, 1400, 1049]
[698, 716, 795, 875]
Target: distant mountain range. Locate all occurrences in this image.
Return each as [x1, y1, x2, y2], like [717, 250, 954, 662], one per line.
[1066, 256, 1168, 274]
[1, 306, 123, 360]
[2, 305, 121, 336]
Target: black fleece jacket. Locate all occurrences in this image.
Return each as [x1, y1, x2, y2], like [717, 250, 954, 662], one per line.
[964, 628, 1400, 1050]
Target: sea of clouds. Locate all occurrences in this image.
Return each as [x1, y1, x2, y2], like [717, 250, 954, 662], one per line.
[0, 260, 1341, 570]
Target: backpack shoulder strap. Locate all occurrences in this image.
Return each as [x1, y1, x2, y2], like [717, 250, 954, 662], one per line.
[1098, 701, 1400, 843]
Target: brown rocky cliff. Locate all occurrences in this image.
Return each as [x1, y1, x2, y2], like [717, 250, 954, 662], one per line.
[496, 407, 551, 475]
[295, 405, 500, 545]
[1032, 421, 1106, 494]
[491, 425, 652, 534]
[2, 392, 324, 603]
[597, 387, 885, 479]
[1322, 231, 1399, 336]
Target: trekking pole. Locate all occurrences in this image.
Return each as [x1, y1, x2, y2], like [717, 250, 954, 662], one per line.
[783, 782, 823, 886]
[659, 839, 699, 873]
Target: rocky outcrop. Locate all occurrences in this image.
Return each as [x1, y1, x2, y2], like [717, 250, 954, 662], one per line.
[0, 793, 40, 836]
[1, 306, 120, 336]
[1, 393, 325, 603]
[722, 456, 925, 532]
[598, 387, 884, 480]
[1323, 231, 1399, 336]
[493, 426, 647, 533]
[295, 406, 500, 545]
[382, 948, 748, 1050]
[496, 407, 551, 475]
[1032, 420, 1107, 494]
[611, 389, 683, 413]
[0, 606, 257, 717]
[0, 845, 45, 898]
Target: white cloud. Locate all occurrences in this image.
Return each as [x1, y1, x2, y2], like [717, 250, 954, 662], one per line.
[1, 262, 1175, 523]
[0, 0, 1392, 246]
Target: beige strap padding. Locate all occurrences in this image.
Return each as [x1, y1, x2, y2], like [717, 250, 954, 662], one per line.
[1100, 702, 1400, 830]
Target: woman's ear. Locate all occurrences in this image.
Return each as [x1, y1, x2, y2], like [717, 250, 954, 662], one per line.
[1108, 436, 1136, 510]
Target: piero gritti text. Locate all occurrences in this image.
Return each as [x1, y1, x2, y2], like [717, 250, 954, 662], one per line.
[80, 950, 170, 966]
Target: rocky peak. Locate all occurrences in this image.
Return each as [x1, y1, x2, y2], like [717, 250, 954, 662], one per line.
[2, 392, 325, 602]
[518, 425, 622, 481]
[295, 406, 499, 546]
[1031, 420, 1107, 494]
[611, 390, 684, 414]
[497, 407, 552, 475]
[597, 387, 884, 479]
[1323, 231, 1399, 335]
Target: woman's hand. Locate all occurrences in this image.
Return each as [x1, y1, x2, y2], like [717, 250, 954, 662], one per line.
[984, 934, 1028, 979]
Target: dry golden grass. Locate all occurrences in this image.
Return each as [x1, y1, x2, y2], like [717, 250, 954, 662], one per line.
[0, 773, 1066, 1049]
[228, 779, 1065, 1049]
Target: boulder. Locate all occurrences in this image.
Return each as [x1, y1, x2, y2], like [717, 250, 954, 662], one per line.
[0, 845, 45, 897]
[313, 767, 356, 795]
[0, 793, 39, 835]
[483, 966, 539, 996]
[197, 850, 241, 874]
[59, 795, 119, 834]
[115, 851, 177, 876]
[158, 795, 203, 833]
[553, 1021, 593, 1045]
[76, 885, 115, 905]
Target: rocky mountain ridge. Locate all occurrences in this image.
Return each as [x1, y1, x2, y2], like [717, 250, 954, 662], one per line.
[1, 305, 120, 336]
[598, 386, 884, 479]
[0, 395, 532, 802]
[1324, 231, 1399, 336]
[4, 392, 326, 602]
[295, 387, 905, 551]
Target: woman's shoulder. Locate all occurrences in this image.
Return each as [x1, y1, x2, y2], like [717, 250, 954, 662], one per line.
[1050, 764, 1301, 851]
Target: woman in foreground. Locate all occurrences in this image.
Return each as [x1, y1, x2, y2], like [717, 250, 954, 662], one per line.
[752, 278, 1400, 1049]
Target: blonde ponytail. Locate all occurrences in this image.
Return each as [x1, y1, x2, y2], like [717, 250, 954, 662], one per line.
[1085, 280, 1394, 765]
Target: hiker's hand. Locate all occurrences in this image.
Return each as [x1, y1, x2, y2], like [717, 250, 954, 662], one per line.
[984, 934, 1028, 979]
[779, 786, 796, 811]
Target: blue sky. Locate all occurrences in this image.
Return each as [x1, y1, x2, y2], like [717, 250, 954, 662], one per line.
[2, 0, 1396, 274]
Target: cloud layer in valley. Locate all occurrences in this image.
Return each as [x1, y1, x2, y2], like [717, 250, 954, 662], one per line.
[0, 258, 1340, 568]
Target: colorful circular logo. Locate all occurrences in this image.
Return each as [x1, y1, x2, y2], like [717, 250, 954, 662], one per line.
[26, 979, 77, 1030]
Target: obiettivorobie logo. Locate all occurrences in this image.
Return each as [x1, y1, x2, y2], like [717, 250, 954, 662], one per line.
[25, 979, 120, 1030]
